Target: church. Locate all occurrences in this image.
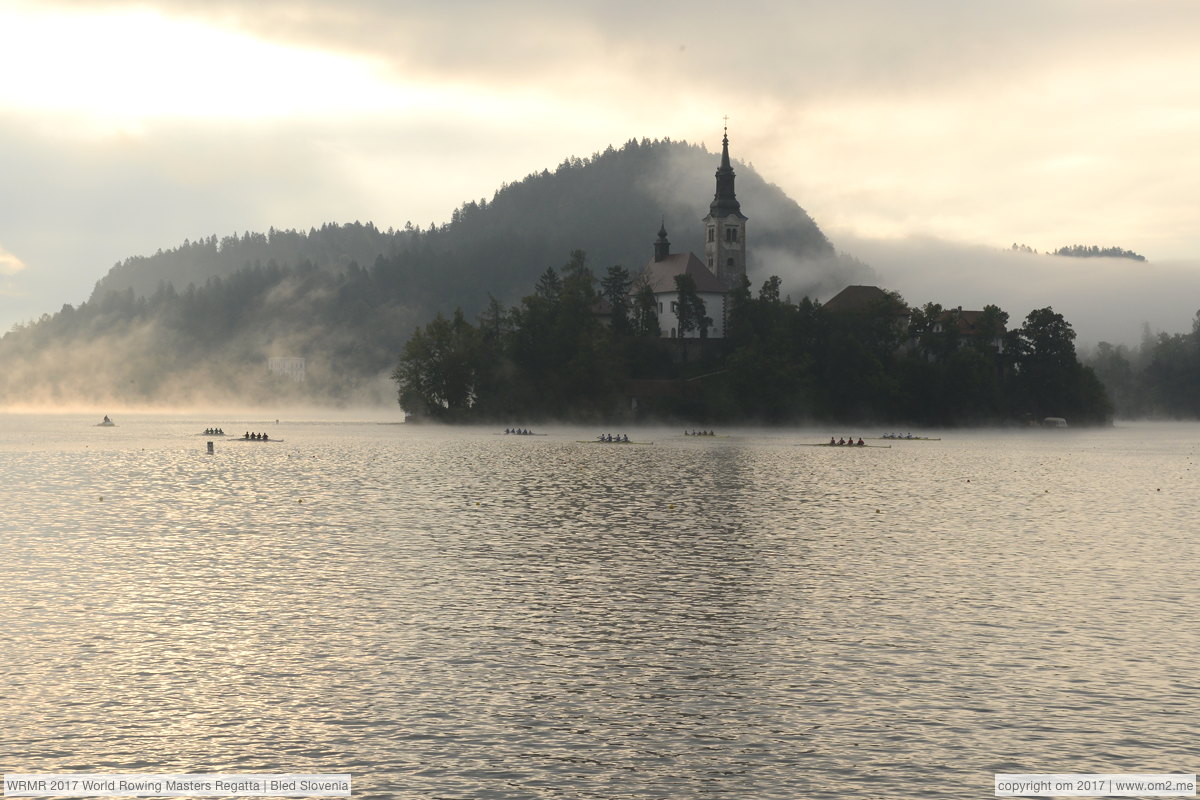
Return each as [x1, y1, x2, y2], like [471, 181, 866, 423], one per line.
[640, 128, 747, 339]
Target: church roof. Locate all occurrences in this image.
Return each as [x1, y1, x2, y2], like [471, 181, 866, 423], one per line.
[823, 285, 907, 315]
[642, 252, 727, 294]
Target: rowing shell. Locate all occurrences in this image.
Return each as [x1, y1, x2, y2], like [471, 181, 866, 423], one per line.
[800, 443, 891, 448]
[576, 440, 654, 446]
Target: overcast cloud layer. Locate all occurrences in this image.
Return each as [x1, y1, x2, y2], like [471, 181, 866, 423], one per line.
[1, 0, 1198, 343]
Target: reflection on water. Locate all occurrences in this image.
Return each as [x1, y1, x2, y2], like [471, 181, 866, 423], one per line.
[2, 416, 1199, 798]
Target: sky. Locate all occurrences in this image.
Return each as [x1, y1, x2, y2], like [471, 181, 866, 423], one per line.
[2, 0, 1199, 344]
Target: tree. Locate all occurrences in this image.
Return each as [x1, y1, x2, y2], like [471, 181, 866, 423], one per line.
[600, 265, 632, 336]
[630, 282, 660, 338]
[1013, 306, 1109, 422]
[674, 274, 710, 338]
[392, 310, 481, 419]
[972, 304, 1009, 354]
[725, 274, 754, 345]
[535, 267, 562, 302]
[759, 275, 782, 304]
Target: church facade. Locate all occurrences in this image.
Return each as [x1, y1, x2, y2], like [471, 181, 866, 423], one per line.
[642, 129, 747, 339]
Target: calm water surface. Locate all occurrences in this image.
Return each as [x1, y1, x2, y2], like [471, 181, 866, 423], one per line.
[2, 415, 1198, 799]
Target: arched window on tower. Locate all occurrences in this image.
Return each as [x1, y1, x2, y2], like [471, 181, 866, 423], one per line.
[726, 258, 735, 268]
[707, 228, 715, 243]
[725, 227, 738, 243]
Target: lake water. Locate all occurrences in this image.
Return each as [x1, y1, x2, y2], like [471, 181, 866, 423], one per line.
[2, 414, 1198, 799]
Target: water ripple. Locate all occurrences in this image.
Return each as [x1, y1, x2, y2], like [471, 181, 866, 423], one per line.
[2, 417, 1198, 798]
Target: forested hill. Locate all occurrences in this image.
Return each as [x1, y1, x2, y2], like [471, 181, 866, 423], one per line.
[89, 137, 839, 314]
[1, 138, 855, 407]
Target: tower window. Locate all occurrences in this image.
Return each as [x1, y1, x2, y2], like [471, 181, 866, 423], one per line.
[707, 257, 714, 268]
[707, 228, 715, 243]
[725, 227, 738, 243]
[727, 258, 735, 267]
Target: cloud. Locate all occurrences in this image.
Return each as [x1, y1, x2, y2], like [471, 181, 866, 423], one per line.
[0, 245, 26, 277]
[53, 0, 1200, 100]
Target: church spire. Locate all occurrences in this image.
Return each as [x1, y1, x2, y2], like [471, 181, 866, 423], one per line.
[709, 125, 745, 219]
[653, 219, 671, 262]
[703, 121, 748, 289]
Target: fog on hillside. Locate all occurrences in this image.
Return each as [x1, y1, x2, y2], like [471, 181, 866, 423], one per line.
[832, 234, 1200, 346]
[652, 142, 869, 299]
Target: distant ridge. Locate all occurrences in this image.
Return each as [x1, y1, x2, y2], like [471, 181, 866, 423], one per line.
[3, 138, 859, 406]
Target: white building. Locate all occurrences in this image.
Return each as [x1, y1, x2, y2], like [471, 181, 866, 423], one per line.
[642, 245, 730, 339]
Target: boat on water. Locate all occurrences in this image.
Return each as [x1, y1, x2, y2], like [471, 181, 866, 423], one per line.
[576, 439, 654, 446]
[96, 415, 116, 427]
[876, 434, 940, 441]
[801, 442, 891, 449]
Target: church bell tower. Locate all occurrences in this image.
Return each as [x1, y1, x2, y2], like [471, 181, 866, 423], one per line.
[703, 126, 748, 289]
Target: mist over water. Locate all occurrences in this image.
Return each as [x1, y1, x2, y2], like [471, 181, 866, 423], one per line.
[3, 415, 1198, 799]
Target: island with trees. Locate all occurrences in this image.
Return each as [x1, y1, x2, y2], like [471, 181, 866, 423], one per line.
[392, 250, 1112, 426]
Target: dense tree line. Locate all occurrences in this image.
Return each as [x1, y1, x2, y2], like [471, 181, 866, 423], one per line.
[1012, 243, 1147, 261]
[1085, 314, 1200, 418]
[394, 253, 1112, 425]
[1052, 244, 1146, 261]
